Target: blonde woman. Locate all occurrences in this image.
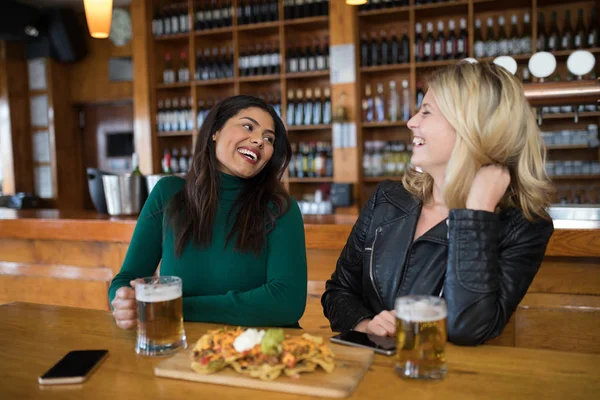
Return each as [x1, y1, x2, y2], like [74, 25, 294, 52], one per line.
[321, 62, 554, 345]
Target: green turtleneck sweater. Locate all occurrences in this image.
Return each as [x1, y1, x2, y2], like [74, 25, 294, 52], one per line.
[108, 173, 307, 327]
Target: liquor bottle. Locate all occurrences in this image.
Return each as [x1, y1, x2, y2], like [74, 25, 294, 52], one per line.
[521, 13, 532, 54]
[178, 98, 186, 131]
[308, 39, 317, 71]
[254, 43, 263, 75]
[209, 47, 218, 79]
[537, 13, 547, 51]
[497, 16, 509, 56]
[562, 10, 574, 50]
[153, 6, 163, 36]
[324, 36, 330, 69]
[162, 149, 172, 174]
[316, 38, 326, 70]
[415, 23, 424, 62]
[314, 142, 324, 178]
[202, 48, 211, 80]
[522, 66, 530, 83]
[485, 17, 497, 57]
[298, 40, 308, 72]
[284, 0, 293, 20]
[170, 4, 180, 34]
[304, 89, 314, 126]
[401, 79, 410, 121]
[179, 3, 188, 33]
[307, 143, 315, 177]
[195, 2, 205, 31]
[270, 0, 278, 21]
[323, 87, 332, 125]
[286, 90, 295, 126]
[458, 18, 467, 58]
[425, 22, 434, 62]
[363, 84, 374, 122]
[290, 42, 299, 73]
[295, 89, 304, 126]
[589, 8, 598, 48]
[509, 15, 520, 55]
[289, 143, 297, 177]
[375, 83, 385, 122]
[446, 20, 457, 60]
[434, 21, 445, 61]
[313, 87, 322, 125]
[157, 99, 164, 131]
[379, 29, 392, 65]
[171, 148, 180, 174]
[171, 98, 180, 131]
[296, 0, 305, 19]
[187, 96, 194, 131]
[370, 32, 379, 66]
[388, 80, 399, 122]
[325, 142, 333, 177]
[360, 32, 370, 66]
[163, 52, 175, 84]
[272, 41, 281, 74]
[474, 18, 485, 58]
[179, 147, 189, 173]
[416, 81, 424, 110]
[547, 12, 560, 52]
[163, 98, 172, 131]
[574, 9, 587, 49]
[163, 5, 171, 35]
[178, 50, 189, 82]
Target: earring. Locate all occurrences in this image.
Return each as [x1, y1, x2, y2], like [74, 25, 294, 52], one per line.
[212, 135, 216, 141]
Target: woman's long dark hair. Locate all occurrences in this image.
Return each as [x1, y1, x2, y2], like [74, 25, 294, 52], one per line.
[166, 95, 292, 256]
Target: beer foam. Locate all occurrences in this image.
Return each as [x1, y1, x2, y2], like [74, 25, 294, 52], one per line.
[395, 299, 447, 322]
[136, 285, 181, 303]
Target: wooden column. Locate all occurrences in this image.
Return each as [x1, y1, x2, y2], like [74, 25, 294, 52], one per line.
[131, 0, 156, 174]
[330, 1, 361, 211]
[0, 41, 33, 195]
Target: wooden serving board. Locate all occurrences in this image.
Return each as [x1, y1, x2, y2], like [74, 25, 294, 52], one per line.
[154, 343, 374, 398]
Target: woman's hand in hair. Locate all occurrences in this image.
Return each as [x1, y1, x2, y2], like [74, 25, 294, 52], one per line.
[466, 164, 511, 213]
[354, 310, 396, 337]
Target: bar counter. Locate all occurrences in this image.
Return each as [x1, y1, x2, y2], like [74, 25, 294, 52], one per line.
[1, 209, 599, 354]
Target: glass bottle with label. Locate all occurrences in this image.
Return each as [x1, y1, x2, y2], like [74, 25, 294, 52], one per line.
[375, 83, 386, 122]
[295, 89, 304, 126]
[547, 12, 560, 52]
[415, 23, 424, 62]
[313, 87, 322, 125]
[521, 13, 532, 54]
[323, 87, 331, 125]
[446, 20, 457, 60]
[458, 18, 468, 58]
[497, 16, 509, 56]
[364, 84, 374, 123]
[588, 8, 598, 48]
[287, 90, 295, 126]
[435, 21, 445, 60]
[562, 10, 574, 50]
[425, 22, 434, 62]
[388, 80, 399, 123]
[474, 19, 484, 58]
[401, 80, 410, 121]
[304, 89, 314, 126]
[574, 9, 586, 49]
[485, 17, 497, 57]
[508, 15, 520, 55]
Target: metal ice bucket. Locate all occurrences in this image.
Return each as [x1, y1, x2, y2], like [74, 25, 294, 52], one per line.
[102, 174, 146, 216]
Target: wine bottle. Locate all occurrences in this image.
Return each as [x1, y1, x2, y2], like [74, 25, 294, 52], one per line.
[521, 13, 532, 54]
[375, 83, 385, 122]
[446, 20, 457, 60]
[286, 90, 295, 126]
[574, 9, 586, 49]
[509, 15, 520, 55]
[380, 30, 389, 65]
[589, 8, 599, 48]
[304, 89, 314, 125]
[497, 16, 509, 56]
[415, 23, 424, 62]
[562, 10, 574, 50]
[547, 11, 560, 52]
[434, 21, 445, 61]
[425, 22, 434, 61]
[388, 80, 399, 122]
[474, 18, 485, 58]
[323, 87, 332, 125]
[485, 17, 497, 57]
[458, 18, 467, 58]
[370, 32, 379, 66]
[360, 33, 370, 66]
[313, 87, 322, 125]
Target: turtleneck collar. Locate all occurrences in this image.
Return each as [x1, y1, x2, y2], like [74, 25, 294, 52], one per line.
[219, 171, 245, 202]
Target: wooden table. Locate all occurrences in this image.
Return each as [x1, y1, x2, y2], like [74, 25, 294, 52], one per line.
[1, 303, 598, 399]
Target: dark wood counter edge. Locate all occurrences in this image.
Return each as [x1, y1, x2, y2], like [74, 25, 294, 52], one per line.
[1, 210, 599, 257]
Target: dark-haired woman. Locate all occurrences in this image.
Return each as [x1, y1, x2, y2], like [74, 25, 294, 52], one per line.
[109, 95, 307, 329]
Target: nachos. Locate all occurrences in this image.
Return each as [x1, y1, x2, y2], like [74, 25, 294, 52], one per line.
[190, 327, 335, 381]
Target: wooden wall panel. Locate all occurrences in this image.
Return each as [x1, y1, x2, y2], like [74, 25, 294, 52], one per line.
[0, 275, 109, 310]
[301, 280, 329, 333]
[546, 230, 600, 257]
[69, 20, 133, 104]
[516, 293, 600, 354]
[306, 248, 339, 281]
[532, 259, 600, 296]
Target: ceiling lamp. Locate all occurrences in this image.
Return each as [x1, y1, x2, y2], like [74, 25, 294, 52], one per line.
[346, 0, 368, 5]
[83, 0, 113, 39]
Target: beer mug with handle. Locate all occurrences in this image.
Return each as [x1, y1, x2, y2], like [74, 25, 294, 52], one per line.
[135, 276, 187, 356]
[395, 295, 447, 380]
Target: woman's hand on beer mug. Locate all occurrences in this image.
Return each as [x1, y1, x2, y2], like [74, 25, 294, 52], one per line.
[111, 280, 141, 330]
[355, 310, 396, 337]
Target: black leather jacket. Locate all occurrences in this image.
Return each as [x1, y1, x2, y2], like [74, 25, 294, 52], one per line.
[321, 181, 554, 345]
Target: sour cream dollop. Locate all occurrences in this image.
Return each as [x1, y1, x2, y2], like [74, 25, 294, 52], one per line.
[233, 329, 266, 353]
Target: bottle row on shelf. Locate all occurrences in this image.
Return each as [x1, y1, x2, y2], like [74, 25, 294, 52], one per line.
[152, 2, 194, 37]
[196, 47, 235, 80]
[286, 87, 332, 127]
[414, 19, 469, 62]
[238, 0, 279, 25]
[537, 8, 598, 52]
[298, 188, 334, 216]
[363, 140, 411, 178]
[555, 184, 600, 205]
[358, 0, 409, 11]
[289, 141, 333, 179]
[157, 98, 194, 133]
[360, 28, 411, 67]
[197, 94, 283, 129]
[473, 14, 532, 59]
[239, 42, 281, 76]
[546, 161, 600, 178]
[284, 0, 329, 20]
[542, 125, 599, 148]
[362, 81, 411, 123]
[162, 147, 193, 174]
[286, 37, 330, 73]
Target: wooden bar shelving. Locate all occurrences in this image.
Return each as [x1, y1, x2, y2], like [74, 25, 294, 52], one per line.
[283, 16, 329, 26]
[287, 124, 332, 132]
[362, 121, 409, 129]
[285, 71, 330, 79]
[194, 78, 236, 86]
[360, 64, 411, 73]
[157, 131, 194, 137]
[542, 112, 600, 120]
[194, 27, 234, 37]
[287, 177, 333, 183]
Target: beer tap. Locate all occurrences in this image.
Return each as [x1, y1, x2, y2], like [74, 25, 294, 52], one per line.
[566, 50, 596, 124]
[528, 52, 557, 126]
[493, 56, 518, 75]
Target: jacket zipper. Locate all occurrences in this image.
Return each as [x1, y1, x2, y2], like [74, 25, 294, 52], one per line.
[369, 226, 385, 307]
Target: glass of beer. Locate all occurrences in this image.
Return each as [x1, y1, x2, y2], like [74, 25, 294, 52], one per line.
[135, 276, 187, 356]
[395, 295, 447, 380]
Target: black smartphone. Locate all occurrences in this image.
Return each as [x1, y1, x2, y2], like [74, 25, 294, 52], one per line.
[330, 331, 397, 356]
[38, 350, 109, 385]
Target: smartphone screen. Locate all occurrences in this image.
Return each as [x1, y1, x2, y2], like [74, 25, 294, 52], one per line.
[39, 350, 108, 385]
[330, 331, 397, 355]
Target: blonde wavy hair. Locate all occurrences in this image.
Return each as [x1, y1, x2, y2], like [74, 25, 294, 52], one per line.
[402, 62, 553, 221]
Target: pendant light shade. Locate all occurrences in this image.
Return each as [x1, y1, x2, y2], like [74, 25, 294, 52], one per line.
[346, 0, 368, 5]
[83, 0, 113, 39]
